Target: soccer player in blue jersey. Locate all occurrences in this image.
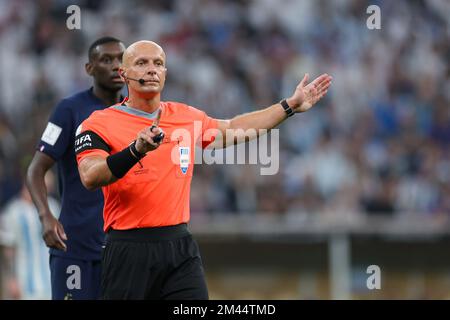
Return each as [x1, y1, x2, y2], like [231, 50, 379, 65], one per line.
[26, 36, 126, 300]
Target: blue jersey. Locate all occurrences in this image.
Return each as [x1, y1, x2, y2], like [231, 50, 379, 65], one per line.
[38, 88, 109, 261]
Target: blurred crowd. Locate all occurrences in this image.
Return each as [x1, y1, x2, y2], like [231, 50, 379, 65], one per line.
[0, 0, 449, 224]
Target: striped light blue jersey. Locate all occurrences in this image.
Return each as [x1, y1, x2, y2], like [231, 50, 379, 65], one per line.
[0, 197, 60, 300]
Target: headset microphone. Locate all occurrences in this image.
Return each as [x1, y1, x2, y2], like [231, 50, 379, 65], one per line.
[126, 76, 145, 85]
[121, 71, 146, 85]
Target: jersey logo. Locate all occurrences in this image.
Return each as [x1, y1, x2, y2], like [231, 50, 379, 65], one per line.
[41, 122, 62, 146]
[75, 134, 92, 145]
[179, 147, 190, 174]
[74, 132, 93, 153]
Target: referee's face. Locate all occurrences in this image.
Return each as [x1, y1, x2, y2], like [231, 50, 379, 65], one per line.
[89, 42, 126, 92]
[123, 42, 167, 98]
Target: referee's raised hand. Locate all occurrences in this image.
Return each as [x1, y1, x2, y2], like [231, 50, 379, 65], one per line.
[135, 126, 164, 154]
[287, 73, 332, 113]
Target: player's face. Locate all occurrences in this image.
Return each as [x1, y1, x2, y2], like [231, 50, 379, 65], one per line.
[125, 45, 167, 98]
[90, 42, 126, 92]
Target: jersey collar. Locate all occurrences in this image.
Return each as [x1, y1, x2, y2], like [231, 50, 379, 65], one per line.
[113, 98, 160, 120]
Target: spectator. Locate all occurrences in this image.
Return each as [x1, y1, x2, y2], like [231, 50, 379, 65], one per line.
[0, 172, 59, 300]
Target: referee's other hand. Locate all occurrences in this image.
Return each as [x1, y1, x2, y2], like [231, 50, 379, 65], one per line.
[135, 126, 164, 154]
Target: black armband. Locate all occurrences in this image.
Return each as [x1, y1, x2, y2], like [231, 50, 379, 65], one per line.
[106, 142, 145, 179]
[75, 131, 111, 154]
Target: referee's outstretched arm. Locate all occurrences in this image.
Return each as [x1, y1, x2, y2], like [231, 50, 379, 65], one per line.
[77, 73, 332, 190]
[76, 41, 331, 191]
[209, 73, 332, 149]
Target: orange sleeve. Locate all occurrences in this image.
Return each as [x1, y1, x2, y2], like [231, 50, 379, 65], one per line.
[201, 115, 218, 149]
[76, 149, 109, 164]
[192, 108, 219, 149]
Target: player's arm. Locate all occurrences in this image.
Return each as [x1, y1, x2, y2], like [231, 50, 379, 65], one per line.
[26, 152, 67, 251]
[2, 246, 21, 299]
[1, 210, 21, 299]
[77, 126, 164, 190]
[210, 73, 332, 148]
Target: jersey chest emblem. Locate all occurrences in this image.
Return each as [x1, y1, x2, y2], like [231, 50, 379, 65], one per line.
[179, 147, 190, 174]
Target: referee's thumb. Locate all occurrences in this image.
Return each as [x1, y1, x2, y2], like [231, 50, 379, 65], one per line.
[299, 73, 309, 88]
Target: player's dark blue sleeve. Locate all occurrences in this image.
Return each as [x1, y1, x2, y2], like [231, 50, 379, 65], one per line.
[37, 100, 74, 161]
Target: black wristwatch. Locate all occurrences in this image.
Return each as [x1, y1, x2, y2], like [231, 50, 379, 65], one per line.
[280, 99, 295, 118]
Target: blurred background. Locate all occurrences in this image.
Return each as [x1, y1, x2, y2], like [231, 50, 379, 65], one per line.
[0, 0, 449, 299]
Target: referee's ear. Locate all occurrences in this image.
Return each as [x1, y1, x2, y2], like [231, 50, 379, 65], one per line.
[85, 62, 94, 76]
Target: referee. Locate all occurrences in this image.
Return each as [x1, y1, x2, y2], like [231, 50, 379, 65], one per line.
[75, 40, 331, 299]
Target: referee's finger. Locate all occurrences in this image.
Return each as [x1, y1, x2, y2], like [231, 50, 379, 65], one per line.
[146, 127, 164, 144]
[148, 126, 162, 136]
[139, 132, 158, 147]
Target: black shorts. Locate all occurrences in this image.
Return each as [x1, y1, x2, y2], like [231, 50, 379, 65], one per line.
[101, 223, 208, 300]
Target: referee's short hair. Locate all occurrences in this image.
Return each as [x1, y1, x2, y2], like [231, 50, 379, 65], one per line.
[88, 36, 122, 61]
